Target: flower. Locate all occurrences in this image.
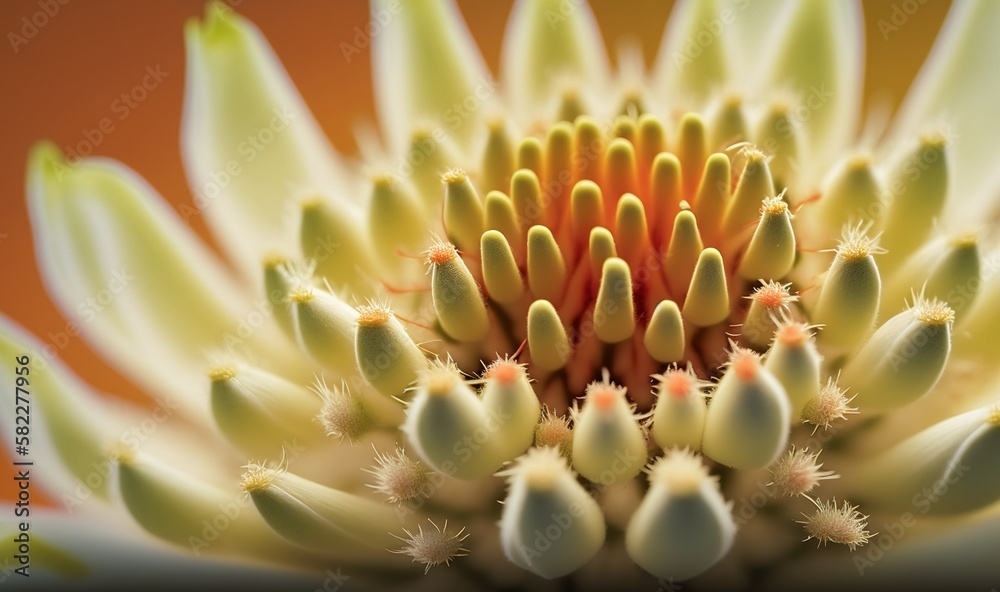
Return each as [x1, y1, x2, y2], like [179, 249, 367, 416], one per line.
[4, 0, 1000, 590]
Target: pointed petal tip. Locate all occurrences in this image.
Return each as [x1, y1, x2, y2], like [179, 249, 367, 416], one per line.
[189, 1, 244, 45]
[27, 141, 71, 187]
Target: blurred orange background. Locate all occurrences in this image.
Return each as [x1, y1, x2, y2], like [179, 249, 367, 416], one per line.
[0, 0, 950, 502]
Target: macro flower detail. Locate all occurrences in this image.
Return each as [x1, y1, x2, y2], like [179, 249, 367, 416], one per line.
[4, 0, 1000, 590]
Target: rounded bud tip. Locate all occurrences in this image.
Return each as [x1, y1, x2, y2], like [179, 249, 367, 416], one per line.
[665, 371, 693, 399]
[241, 461, 280, 494]
[299, 196, 324, 212]
[356, 302, 392, 327]
[586, 381, 625, 412]
[262, 252, 287, 269]
[425, 241, 457, 265]
[836, 223, 883, 262]
[208, 366, 236, 382]
[775, 322, 810, 348]
[106, 440, 137, 465]
[287, 286, 314, 303]
[913, 298, 955, 326]
[422, 360, 461, 396]
[732, 350, 759, 381]
[484, 358, 524, 386]
[647, 448, 712, 495]
[761, 195, 788, 215]
[441, 168, 468, 184]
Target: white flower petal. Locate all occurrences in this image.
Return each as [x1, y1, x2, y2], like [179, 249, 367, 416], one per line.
[182, 3, 349, 279]
[501, 0, 610, 120]
[18, 511, 320, 590]
[26, 143, 297, 423]
[887, 0, 1000, 222]
[0, 315, 122, 504]
[720, 0, 788, 70]
[758, 1, 863, 182]
[764, 508, 1000, 590]
[654, 0, 730, 107]
[372, 0, 494, 152]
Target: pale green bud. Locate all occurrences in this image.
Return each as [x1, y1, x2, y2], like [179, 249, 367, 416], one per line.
[299, 197, 378, 297]
[571, 376, 647, 485]
[625, 449, 736, 581]
[594, 257, 636, 343]
[723, 147, 775, 241]
[481, 230, 526, 305]
[498, 447, 605, 579]
[242, 460, 397, 550]
[288, 286, 358, 376]
[842, 297, 954, 412]
[682, 248, 729, 327]
[482, 120, 516, 193]
[426, 240, 490, 343]
[741, 281, 798, 351]
[481, 358, 542, 462]
[762, 321, 823, 420]
[692, 153, 731, 243]
[527, 225, 567, 303]
[527, 300, 571, 372]
[443, 169, 486, 256]
[355, 302, 428, 400]
[614, 194, 650, 268]
[208, 364, 323, 456]
[664, 209, 704, 294]
[571, 180, 605, 245]
[649, 367, 707, 451]
[852, 405, 1000, 514]
[702, 349, 790, 469]
[813, 224, 883, 351]
[603, 138, 639, 218]
[879, 134, 949, 272]
[402, 360, 503, 480]
[368, 174, 427, 273]
[677, 113, 708, 197]
[737, 195, 796, 281]
[643, 300, 685, 364]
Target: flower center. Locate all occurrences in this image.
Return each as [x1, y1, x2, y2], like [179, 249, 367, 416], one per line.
[413, 111, 795, 409]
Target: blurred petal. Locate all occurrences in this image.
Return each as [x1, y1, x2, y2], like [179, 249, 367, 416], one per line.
[372, 0, 494, 152]
[0, 315, 119, 502]
[759, 1, 863, 181]
[764, 508, 1000, 590]
[8, 511, 320, 590]
[888, 0, 1000, 222]
[182, 3, 348, 279]
[26, 143, 294, 422]
[501, 0, 610, 119]
[654, 0, 729, 107]
[720, 0, 787, 69]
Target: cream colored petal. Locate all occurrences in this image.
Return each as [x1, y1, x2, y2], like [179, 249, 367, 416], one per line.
[758, 1, 863, 181]
[19, 511, 320, 588]
[0, 315, 122, 503]
[372, 0, 494, 152]
[654, 0, 729, 107]
[26, 144, 296, 423]
[888, 0, 1000, 222]
[720, 0, 787, 69]
[764, 509, 1000, 590]
[501, 0, 610, 120]
[182, 3, 348, 279]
